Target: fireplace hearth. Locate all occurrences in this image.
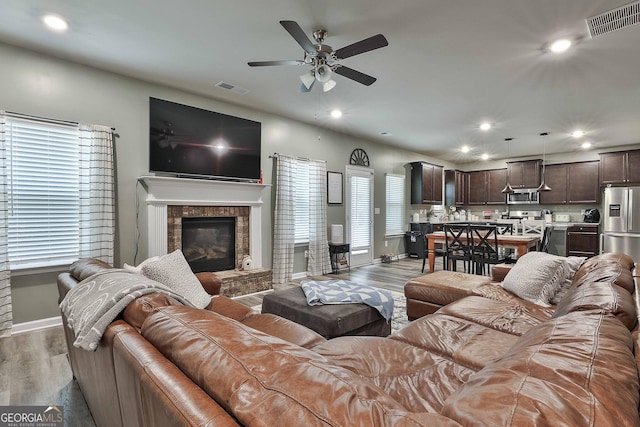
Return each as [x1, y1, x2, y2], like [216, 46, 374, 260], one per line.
[182, 217, 236, 273]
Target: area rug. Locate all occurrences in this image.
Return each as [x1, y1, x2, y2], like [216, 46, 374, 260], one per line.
[250, 288, 409, 334]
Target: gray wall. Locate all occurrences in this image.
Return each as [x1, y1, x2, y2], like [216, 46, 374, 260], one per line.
[0, 42, 447, 323]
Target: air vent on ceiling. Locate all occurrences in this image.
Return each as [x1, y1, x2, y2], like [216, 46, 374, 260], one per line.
[214, 81, 249, 95]
[586, 0, 640, 38]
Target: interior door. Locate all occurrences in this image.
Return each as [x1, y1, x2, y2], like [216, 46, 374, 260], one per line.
[346, 166, 374, 267]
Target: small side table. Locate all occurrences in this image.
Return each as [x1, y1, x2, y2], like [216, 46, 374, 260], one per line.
[329, 243, 350, 273]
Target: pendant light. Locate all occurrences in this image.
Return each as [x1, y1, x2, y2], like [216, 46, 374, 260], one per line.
[537, 133, 552, 192]
[501, 138, 515, 194]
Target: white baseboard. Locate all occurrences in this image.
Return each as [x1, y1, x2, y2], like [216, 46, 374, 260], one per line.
[12, 316, 62, 335]
[292, 271, 309, 280]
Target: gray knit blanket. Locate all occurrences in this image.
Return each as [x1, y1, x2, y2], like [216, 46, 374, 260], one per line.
[60, 269, 195, 351]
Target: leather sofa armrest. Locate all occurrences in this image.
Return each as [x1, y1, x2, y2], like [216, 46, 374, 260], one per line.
[207, 295, 254, 321]
[491, 264, 513, 283]
[196, 272, 222, 295]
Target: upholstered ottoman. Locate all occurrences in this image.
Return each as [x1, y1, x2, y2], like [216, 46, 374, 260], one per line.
[261, 287, 391, 339]
[404, 271, 495, 320]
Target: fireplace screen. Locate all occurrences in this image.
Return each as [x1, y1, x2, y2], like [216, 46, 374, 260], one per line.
[181, 217, 236, 273]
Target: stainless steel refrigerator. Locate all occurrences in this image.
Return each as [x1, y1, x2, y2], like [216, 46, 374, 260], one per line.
[602, 186, 640, 262]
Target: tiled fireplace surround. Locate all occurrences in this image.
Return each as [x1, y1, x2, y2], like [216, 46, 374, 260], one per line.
[140, 176, 272, 296]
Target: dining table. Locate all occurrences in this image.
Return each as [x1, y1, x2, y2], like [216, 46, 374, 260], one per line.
[425, 231, 540, 273]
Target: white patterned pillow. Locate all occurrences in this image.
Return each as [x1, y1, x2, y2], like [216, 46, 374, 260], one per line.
[501, 252, 570, 307]
[141, 250, 212, 309]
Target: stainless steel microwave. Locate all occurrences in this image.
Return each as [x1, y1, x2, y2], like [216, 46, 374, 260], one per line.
[507, 189, 539, 205]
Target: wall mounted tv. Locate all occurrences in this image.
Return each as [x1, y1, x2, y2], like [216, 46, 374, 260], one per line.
[149, 97, 261, 182]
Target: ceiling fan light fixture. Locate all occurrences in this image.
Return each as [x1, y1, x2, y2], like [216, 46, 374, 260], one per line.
[315, 64, 333, 83]
[323, 79, 336, 92]
[300, 71, 315, 90]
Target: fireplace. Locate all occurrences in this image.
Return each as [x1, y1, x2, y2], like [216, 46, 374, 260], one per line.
[181, 217, 236, 273]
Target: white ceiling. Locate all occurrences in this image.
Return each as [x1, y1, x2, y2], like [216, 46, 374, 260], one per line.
[1, 0, 639, 162]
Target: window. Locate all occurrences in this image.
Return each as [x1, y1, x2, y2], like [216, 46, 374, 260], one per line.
[5, 115, 81, 269]
[385, 174, 405, 236]
[293, 160, 310, 244]
[350, 174, 372, 254]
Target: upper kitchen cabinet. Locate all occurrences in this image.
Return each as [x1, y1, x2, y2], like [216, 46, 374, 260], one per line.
[539, 161, 600, 205]
[600, 150, 640, 185]
[467, 169, 507, 205]
[568, 161, 600, 204]
[410, 161, 443, 204]
[444, 170, 468, 206]
[507, 160, 541, 188]
[539, 164, 568, 204]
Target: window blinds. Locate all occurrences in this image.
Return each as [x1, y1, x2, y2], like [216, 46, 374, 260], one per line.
[5, 116, 80, 269]
[294, 161, 310, 244]
[385, 174, 405, 235]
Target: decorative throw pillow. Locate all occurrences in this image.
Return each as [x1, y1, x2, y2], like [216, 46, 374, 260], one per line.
[141, 250, 212, 309]
[501, 252, 570, 307]
[123, 256, 160, 274]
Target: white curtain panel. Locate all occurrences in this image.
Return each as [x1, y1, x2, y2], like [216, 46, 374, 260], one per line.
[0, 113, 11, 337]
[307, 160, 331, 275]
[272, 155, 296, 284]
[79, 125, 115, 265]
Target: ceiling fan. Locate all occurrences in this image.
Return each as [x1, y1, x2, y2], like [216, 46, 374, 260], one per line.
[248, 20, 388, 92]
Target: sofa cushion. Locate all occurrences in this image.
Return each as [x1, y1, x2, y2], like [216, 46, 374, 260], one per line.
[141, 250, 212, 309]
[140, 306, 457, 426]
[442, 310, 640, 427]
[501, 252, 569, 306]
[552, 260, 637, 330]
[312, 335, 476, 413]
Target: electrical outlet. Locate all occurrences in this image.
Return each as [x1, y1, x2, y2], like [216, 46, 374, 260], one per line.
[304, 250, 309, 258]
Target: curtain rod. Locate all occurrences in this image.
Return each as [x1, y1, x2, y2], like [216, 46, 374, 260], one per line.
[269, 152, 326, 163]
[6, 111, 117, 132]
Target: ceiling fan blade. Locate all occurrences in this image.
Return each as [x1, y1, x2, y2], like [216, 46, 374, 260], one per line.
[334, 65, 377, 86]
[248, 60, 305, 67]
[280, 20, 317, 54]
[335, 34, 389, 59]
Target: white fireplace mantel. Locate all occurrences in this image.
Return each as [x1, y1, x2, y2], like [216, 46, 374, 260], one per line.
[139, 176, 270, 267]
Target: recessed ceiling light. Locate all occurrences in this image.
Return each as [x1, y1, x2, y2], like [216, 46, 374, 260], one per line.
[330, 109, 342, 119]
[461, 145, 470, 153]
[581, 142, 592, 149]
[479, 122, 491, 131]
[571, 130, 585, 138]
[481, 153, 489, 160]
[550, 38, 572, 53]
[42, 14, 69, 32]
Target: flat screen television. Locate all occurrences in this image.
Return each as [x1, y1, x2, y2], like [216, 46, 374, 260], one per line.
[149, 97, 261, 181]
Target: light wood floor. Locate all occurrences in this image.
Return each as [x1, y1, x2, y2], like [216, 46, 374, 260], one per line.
[0, 256, 436, 426]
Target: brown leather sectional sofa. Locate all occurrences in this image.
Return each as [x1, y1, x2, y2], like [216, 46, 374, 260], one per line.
[57, 253, 640, 426]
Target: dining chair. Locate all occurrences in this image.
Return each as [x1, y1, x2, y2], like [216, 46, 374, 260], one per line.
[469, 224, 509, 276]
[521, 219, 545, 238]
[539, 225, 553, 253]
[443, 223, 471, 272]
[497, 219, 520, 235]
[419, 232, 447, 273]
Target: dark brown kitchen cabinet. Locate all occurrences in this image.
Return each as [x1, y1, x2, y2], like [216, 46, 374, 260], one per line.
[600, 150, 640, 185]
[567, 161, 600, 204]
[410, 162, 443, 204]
[467, 169, 507, 205]
[539, 164, 567, 204]
[539, 161, 599, 205]
[507, 160, 541, 188]
[444, 169, 468, 206]
[566, 225, 598, 258]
